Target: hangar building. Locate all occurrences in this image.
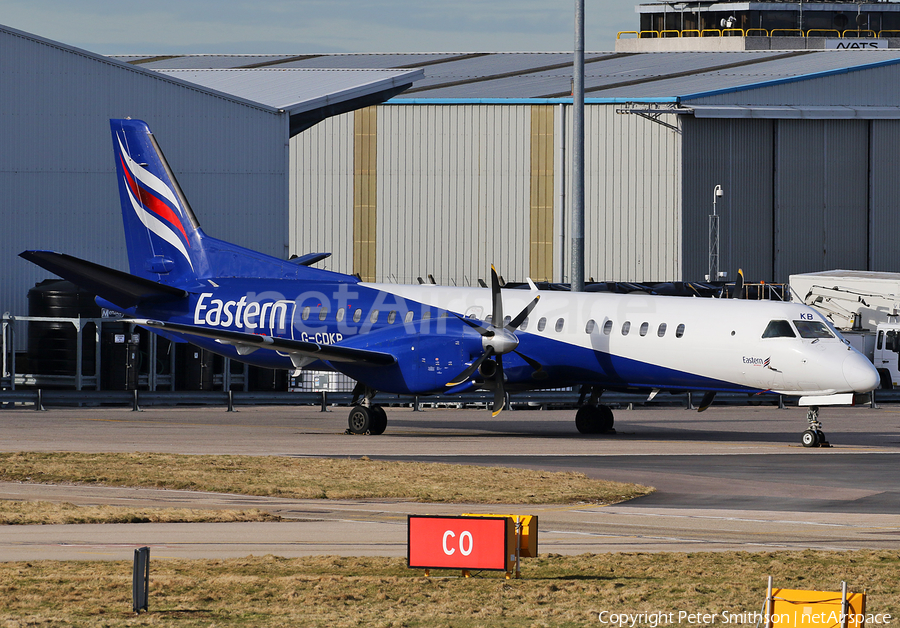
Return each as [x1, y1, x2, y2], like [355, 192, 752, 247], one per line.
[6, 20, 900, 319]
[123, 50, 900, 288]
[0, 24, 421, 318]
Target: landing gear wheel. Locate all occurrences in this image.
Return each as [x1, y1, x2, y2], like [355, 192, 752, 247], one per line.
[801, 429, 819, 448]
[575, 405, 615, 434]
[348, 406, 373, 435]
[801, 405, 830, 447]
[369, 405, 388, 435]
[598, 405, 614, 432]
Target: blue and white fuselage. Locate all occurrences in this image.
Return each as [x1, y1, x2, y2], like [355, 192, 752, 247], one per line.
[21, 119, 879, 441]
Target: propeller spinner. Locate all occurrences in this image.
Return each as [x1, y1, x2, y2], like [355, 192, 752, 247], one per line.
[447, 265, 543, 416]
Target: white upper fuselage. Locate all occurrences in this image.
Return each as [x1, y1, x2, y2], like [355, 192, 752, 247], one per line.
[371, 282, 880, 397]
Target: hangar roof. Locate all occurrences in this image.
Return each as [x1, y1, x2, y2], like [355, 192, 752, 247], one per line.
[114, 50, 900, 107]
[152, 67, 424, 135]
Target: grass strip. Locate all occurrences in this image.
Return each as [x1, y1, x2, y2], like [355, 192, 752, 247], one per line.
[0, 500, 281, 525]
[0, 551, 897, 627]
[0, 452, 653, 504]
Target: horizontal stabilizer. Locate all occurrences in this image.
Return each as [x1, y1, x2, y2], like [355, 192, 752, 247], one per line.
[20, 250, 187, 309]
[132, 319, 397, 366]
[289, 252, 332, 266]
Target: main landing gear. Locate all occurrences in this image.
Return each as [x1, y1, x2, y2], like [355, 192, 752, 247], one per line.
[346, 383, 388, 435]
[800, 406, 830, 448]
[575, 405, 615, 434]
[575, 385, 615, 434]
[347, 404, 387, 435]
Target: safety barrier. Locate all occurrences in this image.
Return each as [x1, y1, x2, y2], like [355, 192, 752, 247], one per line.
[806, 29, 841, 38]
[0, 387, 889, 411]
[619, 28, 900, 40]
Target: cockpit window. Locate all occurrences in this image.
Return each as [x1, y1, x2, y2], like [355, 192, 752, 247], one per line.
[794, 320, 834, 339]
[762, 320, 796, 338]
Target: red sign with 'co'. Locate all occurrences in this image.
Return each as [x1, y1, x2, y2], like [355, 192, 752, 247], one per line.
[408, 515, 510, 571]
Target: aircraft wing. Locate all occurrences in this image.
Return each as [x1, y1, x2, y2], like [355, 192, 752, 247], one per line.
[132, 319, 397, 366]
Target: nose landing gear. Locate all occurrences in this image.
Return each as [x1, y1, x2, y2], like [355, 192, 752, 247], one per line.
[801, 406, 830, 448]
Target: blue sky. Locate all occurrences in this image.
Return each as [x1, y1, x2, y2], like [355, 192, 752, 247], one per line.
[3, 1, 636, 54]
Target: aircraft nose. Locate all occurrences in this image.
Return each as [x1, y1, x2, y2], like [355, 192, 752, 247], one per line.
[843, 350, 880, 393]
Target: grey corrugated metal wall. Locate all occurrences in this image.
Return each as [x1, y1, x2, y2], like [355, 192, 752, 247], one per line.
[682, 117, 776, 283]
[681, 116, 896, 284]
[291, 102, 683, 285]
[774, 119, 869, 280]
[583, 105, 682, 283]
[0, 26, 288, 319]
[870, 120, 900, 272]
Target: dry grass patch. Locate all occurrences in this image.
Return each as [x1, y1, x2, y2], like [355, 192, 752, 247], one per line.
[0, 551, 897, 627]
[0, 500, 281, 525]
[0, 452, 652, 504]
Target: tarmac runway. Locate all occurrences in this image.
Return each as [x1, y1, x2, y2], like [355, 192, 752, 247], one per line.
[1, 402, 899, 561]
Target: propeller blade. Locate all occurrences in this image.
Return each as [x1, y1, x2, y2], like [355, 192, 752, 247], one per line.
[507, 295, 540, 331]
[491, 264, 504, 326]
[732, 269, 744, 299]
[514, 350, 547, 380]
[697, 391, 716, 412]
[491, 353, 505, 416]
[457, 314, 493, 337]
[446, 347, 495, 387]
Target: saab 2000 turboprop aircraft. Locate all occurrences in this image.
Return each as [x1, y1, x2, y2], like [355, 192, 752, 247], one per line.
[21, 119, 880, 446]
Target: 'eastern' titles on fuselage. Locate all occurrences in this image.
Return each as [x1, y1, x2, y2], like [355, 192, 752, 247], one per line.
[194, 292, 291, 331]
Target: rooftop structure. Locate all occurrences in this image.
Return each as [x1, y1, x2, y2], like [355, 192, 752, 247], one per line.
[621, 1, 900, 51]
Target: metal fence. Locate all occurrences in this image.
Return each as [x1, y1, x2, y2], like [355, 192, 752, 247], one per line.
[0, 387, 888, 412]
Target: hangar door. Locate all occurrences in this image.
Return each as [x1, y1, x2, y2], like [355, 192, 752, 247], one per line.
[682, 117, 869, 284]
[774, 119, 868, 280]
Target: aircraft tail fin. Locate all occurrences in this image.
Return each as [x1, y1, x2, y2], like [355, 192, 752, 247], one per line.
[111, 118, 208, 284]
[111, 119, 354, 285]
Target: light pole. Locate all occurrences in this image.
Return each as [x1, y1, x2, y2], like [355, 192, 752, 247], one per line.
[708, 185, 724, 282]
[570, 0, 585, 292]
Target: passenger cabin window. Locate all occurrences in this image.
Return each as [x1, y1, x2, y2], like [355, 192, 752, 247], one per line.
[555, 318, 565, 332]
[622, 321, 631, 336]
[657, 323, 667, 337]
[585, 319, 596, 334]
[318, 307, 328, 321]
[336, 308, 345, 322]
[537, 317, 547, 332]
[301, 306, 311, 321]
[485, 314, 493, 324]
[422, 311, 432, 320]
[388, 311, 397, 324]
[639, 322, 649, 337]
[370, 310, 379, 324]
[352, 309, 362, 323]
[520, 317, 529, 331]
[676, 323, 685, 338]
[793, 320, 833, 339]
[762, 320, 796, 338]
[503, 315, 511, 327]
[603, 320, 613, 335]
[404, 311, 414, 324]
